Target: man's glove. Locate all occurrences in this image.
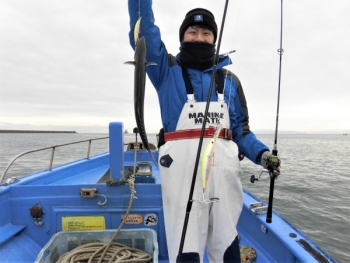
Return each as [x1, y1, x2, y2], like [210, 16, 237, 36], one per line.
[260, 151, 272, 169]
[260, 151, 281, 176]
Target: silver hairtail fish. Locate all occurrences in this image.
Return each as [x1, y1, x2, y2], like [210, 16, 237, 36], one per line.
[125, 36, 157, 166]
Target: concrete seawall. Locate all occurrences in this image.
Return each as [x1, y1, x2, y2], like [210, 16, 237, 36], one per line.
[0, 130, 77, 134]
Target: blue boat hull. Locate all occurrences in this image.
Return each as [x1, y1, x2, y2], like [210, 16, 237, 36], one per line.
[0, 122, 337, 263]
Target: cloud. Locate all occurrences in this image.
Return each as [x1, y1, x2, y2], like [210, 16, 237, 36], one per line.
[1, 0, 349, 134]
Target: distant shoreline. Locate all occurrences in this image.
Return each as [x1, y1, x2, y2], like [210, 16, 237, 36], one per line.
[0, 130, 77, 134]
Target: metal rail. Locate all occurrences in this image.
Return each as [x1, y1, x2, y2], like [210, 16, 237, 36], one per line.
[1, 136, 109, 183]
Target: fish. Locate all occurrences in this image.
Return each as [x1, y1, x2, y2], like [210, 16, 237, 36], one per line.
[125, 36, 157, 166]
[201, 125, 222, 191]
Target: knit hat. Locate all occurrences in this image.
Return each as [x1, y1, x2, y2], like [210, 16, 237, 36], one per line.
[179, 8, 218, 43]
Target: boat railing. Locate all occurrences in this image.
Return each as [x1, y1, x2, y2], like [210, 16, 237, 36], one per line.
[0, 136, 109, 184]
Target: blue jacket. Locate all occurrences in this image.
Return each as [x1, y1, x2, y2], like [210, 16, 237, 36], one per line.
[128, 0, 268, 164]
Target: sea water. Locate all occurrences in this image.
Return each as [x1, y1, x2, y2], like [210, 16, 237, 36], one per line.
[0, 133, 349, 262]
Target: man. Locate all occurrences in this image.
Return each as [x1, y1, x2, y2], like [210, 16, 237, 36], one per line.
[128, 2, 273, 262]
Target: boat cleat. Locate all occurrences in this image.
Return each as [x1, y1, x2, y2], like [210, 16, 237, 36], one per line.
[30, 204, 44, 226]
[250, 202, 268, 214]
[4, 177, 19, 185]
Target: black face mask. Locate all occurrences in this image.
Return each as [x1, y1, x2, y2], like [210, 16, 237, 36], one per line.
[179, 42, 216, 70]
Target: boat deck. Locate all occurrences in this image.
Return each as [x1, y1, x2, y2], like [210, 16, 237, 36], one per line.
[1, 172, 334, 263]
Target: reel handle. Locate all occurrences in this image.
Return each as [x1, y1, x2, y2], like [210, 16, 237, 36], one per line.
[250, 175, 259, 183]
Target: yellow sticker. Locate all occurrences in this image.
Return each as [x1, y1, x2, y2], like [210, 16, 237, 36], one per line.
[121, 214, 143, 224]
[62, 216, 106, 231]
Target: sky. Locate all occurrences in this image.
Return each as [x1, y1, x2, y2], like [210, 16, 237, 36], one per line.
[1, 0, 349, 134]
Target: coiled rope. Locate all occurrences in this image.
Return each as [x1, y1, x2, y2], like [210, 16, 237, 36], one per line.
[56, 177, 153, 263]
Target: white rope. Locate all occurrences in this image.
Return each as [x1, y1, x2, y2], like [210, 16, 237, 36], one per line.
[56, 177, 152, 263]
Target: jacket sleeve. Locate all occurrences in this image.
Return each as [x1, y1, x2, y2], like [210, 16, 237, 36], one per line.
[226, 72, 269, 164]
[128, 0, 170, 90]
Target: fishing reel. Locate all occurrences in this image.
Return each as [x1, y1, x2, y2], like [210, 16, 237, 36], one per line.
[266, 155, 281, 177]
[250, 155, 281, 183]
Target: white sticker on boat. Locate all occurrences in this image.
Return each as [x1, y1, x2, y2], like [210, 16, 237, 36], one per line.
[144, 213, 158, 226]
[261, 224, 268, 234]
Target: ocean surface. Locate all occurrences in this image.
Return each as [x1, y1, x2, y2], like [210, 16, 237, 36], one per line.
[0, 133, 349, 262]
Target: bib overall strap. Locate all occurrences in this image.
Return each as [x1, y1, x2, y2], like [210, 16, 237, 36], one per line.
[216, 68, 225, 95]
[181, 66, 194, 95]
[181, 65, 224, 96]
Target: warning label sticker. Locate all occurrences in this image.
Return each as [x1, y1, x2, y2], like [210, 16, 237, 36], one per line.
[62, 216, 106, 231]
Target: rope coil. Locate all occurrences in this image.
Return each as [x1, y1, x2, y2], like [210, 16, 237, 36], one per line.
[56, 242, 152, 263]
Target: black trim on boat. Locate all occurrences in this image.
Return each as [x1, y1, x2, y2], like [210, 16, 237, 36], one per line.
[297, 239, 331, 263]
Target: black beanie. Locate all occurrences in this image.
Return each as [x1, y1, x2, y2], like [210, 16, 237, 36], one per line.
[179, 8, 218, 43]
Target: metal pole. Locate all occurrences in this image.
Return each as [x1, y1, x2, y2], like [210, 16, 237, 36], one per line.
[87, 140, 92, 159]
[1, 136, 108, 183]
[49, 147, 56, 170]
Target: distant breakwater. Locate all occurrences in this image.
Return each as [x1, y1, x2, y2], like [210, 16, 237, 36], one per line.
[0, 130, 76, 134]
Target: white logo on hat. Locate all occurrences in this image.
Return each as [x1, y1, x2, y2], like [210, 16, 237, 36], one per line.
[194, 14, 203, 22]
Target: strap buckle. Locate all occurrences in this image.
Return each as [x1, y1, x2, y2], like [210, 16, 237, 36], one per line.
[224, 128, 232, 140]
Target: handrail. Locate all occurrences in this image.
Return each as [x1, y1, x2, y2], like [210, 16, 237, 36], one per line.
[1, 136, 109, 184]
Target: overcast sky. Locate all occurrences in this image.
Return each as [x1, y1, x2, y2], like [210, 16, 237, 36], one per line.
[1, 0, 349, 134]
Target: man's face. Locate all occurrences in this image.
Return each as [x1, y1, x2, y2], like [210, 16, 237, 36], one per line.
[183, 26, 214, 44]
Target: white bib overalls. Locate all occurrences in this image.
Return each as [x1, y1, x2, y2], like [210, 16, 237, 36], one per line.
[159, 99, 243, 262]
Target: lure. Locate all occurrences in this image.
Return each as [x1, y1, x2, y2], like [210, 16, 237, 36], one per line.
[134, 17, 142, 46]
[201, 125, 222, 192]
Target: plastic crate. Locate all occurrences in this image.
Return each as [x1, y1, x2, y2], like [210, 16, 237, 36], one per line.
[35, 228, 158, 263]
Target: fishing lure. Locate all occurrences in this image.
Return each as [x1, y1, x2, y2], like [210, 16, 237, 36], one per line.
[201, 125, 222, 189]
[193, 124, 222, 204]
[134, 17, 141, 46]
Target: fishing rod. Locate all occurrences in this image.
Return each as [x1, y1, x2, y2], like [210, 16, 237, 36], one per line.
[176, 0, 230, 261]
[265, 0, 284, 224]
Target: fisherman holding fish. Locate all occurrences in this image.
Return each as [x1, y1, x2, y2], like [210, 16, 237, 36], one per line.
[128, 1, 276, 262]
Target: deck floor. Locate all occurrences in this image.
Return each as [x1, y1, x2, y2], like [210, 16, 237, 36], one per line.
[0, 233, 41, 263]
